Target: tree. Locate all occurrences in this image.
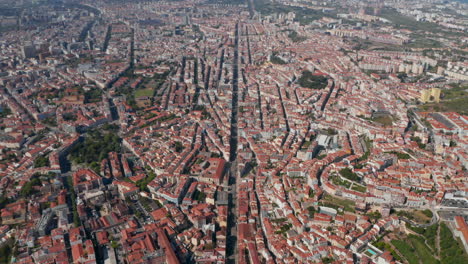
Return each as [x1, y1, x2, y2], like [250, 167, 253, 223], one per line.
[339, 168, 360, 182]
[367, 211, 382, 221]
[0, 196, 10, 210]
[84, 87, 103, 103]
[0, 105, 12, 118]
[307, 206, 316, 218]
[266, 159, 275, 169]
[0, 240, 13, 264]
[287, 30, 307, 42]
[449, 140, 457, 147]
[298, 71, 328, 89]
[326, 128, 338, 135]
[69, 128, 121, 166]
[194, 190, 206, 201]
[111, 240, 119, 249]
[34, 155, 50, 168]
[394, 152, 411, 159]
[174, 141, 184, 153]
[270, 54, 287, 65]
[20, 175, 41, 197]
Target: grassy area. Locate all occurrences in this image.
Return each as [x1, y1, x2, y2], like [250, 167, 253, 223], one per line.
[320, 193, 355, 212]
[397, 209, 432, 224]
[330, 172, 367, 193]
[424, 224, 438, 251]
[135, 169, 157, 192]
[440, 223, 468, 264]
[380, 8, 445, 35]
[422, 209, 433, 218]
[391, 239, 419, 264]
[419, 98, 468, 115]
[385, 151, 411, 160]
[417, 84, 468, 115]
[330, 174, 351, 188]
[357, 113, 395, 128]
[406, 223, 438, 252]
[372, 115, 393, 127]
[115, 70, 170, 111]
[351, 184, 367, 193]
[442, 84, 468, 100]
[402, 222, 468, 264]
[349, 37, 405, 52]
[373, 241, 402, 261]
[134, 88, 154, 98]
[408, 235, 438, 264]
[378, 7, 463, 47]
[408, 35, 442, 49]
[254, 0, 337, 25]
[339, 168, 360, 182]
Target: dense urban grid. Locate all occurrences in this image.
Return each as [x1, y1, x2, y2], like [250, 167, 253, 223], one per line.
[0, 0, 467, 263]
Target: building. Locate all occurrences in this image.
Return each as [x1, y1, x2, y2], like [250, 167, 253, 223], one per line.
[454, 216, 468, 254]
[445, 62, 468, 81]
[35, 208, 55, 236]
[420, 88, 441, 103]
[21, 44, 36, 59]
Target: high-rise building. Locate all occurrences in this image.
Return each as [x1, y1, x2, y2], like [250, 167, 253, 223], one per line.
[21, 43, 36, 59]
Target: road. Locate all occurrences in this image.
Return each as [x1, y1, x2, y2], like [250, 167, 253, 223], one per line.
[226, 22, 240, 264]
